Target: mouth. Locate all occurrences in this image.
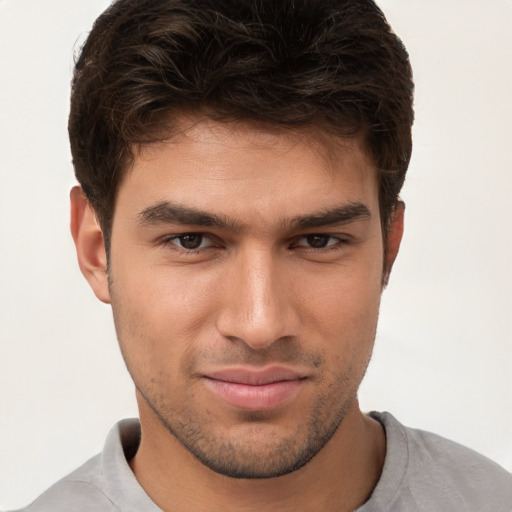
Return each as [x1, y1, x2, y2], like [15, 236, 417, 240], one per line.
[202, 367, 307, 411]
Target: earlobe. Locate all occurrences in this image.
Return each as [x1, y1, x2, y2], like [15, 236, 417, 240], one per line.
[382, 201, 405, 287]
[70, 186, 111, 304]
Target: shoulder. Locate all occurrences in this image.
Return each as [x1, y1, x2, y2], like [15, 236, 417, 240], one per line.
[405, 420, 512, 496]
[10, 419, 145, 512]
[362, 412, 512, 512]
[11, 455, 116, 512]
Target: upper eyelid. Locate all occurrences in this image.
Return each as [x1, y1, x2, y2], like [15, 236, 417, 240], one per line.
[292, 234, 350, 245]
[162, 232, 219, 250]
[293, 233, 352, 241]
[158, 231, 353, 245]
[162, 232, 213, 241]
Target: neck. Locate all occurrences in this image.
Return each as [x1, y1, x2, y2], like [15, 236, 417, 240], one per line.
[130, 397, 386, 512]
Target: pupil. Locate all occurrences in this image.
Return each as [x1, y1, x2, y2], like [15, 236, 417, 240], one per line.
[180, 234, 203, 249]
[307, 235, 329, 248]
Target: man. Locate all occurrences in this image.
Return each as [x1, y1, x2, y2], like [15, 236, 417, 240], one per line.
[13, 0, 512, 510]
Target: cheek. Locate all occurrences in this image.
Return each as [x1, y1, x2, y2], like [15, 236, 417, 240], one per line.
[307, 284, 381, 353]
[296, 255, 383, 357]
[302, 245, 383, 314]
[116, 253, 218, 322]
[109, 260, 221, 379]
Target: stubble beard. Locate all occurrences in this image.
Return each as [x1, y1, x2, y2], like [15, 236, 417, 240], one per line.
[133, 365, 363, 479]
[109, 277, 376, 480]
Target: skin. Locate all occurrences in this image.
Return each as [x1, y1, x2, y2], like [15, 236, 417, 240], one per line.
[71, 117, 404, 512]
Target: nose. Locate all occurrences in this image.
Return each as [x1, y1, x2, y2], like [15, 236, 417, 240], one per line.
[215, 245, 300, 350]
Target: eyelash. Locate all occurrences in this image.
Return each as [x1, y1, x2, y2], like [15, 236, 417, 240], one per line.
[293, 234, 349, 251]
[161, 233, 217, 254]
[160, 233, 350, 255]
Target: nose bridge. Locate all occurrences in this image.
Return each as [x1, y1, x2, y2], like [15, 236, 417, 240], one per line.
[216, 243, 297, 348]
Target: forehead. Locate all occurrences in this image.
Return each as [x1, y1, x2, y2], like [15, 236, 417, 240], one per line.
[137, 117, 371, 174]
[117, 117, 379, 225]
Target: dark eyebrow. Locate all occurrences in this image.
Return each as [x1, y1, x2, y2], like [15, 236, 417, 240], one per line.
[137, 200, 371, 232]
[287, 202, 371, 230]
[137, 201, 246, 231]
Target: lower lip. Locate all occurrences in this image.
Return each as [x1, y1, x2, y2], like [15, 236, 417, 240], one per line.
[204, 378, 303, 411]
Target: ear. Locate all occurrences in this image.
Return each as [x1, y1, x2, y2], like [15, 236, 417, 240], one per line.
[70, 186, 111, 304]
[382, 201, 405, 287]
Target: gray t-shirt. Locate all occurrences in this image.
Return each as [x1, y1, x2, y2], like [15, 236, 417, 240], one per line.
[13, 412, 512, 511]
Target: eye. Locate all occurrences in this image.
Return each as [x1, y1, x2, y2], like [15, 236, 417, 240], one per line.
[296, 234, 341, 249]
[166, 233, 212, 251]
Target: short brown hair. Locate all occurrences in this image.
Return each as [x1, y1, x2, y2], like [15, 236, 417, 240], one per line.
[69, 0, 414, 249]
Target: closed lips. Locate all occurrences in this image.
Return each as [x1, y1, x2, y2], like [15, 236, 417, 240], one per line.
[202, 367, 306, 410]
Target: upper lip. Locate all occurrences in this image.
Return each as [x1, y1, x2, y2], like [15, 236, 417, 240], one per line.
[203, 367, 306, 386]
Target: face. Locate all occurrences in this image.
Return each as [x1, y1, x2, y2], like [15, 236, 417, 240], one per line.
[100, 118, 397, 478]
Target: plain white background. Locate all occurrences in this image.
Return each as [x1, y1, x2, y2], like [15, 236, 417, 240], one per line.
[0, 0, 511, 509]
